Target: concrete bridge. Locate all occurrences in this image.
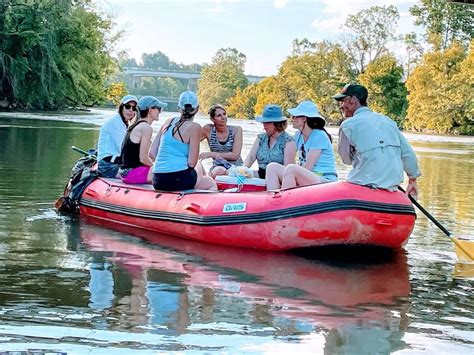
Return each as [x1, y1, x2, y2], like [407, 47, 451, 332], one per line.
[123, 67, 265, 98]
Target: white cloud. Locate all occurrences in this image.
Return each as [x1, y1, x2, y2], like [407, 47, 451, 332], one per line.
[311, 18, 343, 32]
[312, 0, 418, 34]
[273, 0, 289, 9]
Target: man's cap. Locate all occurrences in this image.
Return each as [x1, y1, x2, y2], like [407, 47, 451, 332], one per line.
[333, 84, 368, 101]
[138, 96, 167, 111]
[120, 95, 138, 105]
[255, 104, 286, 123]
[287, 100, 325, 121]
[178, 91, 199, 110]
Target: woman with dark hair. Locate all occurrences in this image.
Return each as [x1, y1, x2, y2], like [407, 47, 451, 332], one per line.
[97, 95, 138, 178]
[266, 101, 337, 190]
[118, 96, 166, 184]
[242, 104, 295, 179]
[148, 91, 217, 191]
[199, 104, 243, 178]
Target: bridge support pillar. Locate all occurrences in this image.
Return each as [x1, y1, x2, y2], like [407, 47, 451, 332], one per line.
[187, 78, 198, 91]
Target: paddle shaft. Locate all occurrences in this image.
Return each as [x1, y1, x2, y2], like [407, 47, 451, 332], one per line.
[72, 146, 90, 157]
[407, 193, 451, 236]
[399, 187, 474, 260]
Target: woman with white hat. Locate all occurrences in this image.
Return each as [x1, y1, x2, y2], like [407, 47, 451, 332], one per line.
[97, 94, 138, 178]
[266, 100, 337, 190]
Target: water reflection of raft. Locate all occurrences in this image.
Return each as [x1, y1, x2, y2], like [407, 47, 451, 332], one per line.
[79, 178, 416, 251]
[80, 222, 411, 329]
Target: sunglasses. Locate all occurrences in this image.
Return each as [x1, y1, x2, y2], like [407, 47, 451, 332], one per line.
[123, 103, 137, 111]
[300, 143, 306, 161]
[152, 106, 162, 113]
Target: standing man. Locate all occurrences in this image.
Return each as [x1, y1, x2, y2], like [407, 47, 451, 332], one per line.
[333, 83, 420, 197]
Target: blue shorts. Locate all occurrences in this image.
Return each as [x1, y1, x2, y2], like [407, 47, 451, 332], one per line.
[152, 167, 197, 191]
[98, 159, 119, 178]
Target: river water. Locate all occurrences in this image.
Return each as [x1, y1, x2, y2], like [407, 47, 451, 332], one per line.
[0, 110, 473, 354]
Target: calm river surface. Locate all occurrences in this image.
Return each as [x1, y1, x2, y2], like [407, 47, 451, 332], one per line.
[0, 110, 473, 354]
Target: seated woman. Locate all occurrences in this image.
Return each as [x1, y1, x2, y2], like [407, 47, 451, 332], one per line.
[118, 96, 166, 184]
[149, 91, 217, 192]
[243, 104, 295, 179]
[97, 95, 137, 178]
[266, 101, 337, 190]
[199, 104, 243, 178]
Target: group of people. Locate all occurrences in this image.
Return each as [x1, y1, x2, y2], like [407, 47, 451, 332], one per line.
[96, 84, 420, 197]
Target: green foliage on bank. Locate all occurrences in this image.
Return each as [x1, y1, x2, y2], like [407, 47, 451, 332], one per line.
[0, 0, 116, 109]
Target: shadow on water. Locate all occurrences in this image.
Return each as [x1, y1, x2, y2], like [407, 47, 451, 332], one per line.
[292, 244, 401, 266]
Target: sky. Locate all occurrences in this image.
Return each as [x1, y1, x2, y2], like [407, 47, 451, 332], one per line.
[102, 0, 420, 76]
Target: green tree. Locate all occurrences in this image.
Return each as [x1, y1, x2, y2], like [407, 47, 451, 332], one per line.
[141, 51, 171, 70]
[227, 84, 258, 119]
[410, 0, 473, 50]
[404, 33, 425, 78]
[253, 76, 290, 116]
[341, 5, 400, 74]
[405, 41, 473, 134]
[276, 41, 354, 121]
[197, 48, 248, 112]
[358, 54, 408, 125]
[0, 0, 116, 109]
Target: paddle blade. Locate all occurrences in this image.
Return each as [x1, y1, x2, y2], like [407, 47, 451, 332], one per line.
[453, 237, 474, 262]
[452, 263, 474, 279]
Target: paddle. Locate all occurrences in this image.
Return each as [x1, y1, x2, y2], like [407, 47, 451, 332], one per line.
[399, 187, 474, 262]
[72, 146, 95, 158]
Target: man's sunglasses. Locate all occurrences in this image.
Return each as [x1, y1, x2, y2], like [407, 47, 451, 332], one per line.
[123, 103, 137, 111]
[152, 106, 162, 113]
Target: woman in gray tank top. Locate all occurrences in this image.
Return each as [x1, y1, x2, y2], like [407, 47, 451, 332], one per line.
[200, 104, 243, 178]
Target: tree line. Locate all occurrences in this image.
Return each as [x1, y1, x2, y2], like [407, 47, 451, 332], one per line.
[0, 0, 472, 134]
[199, 2, 472, 135]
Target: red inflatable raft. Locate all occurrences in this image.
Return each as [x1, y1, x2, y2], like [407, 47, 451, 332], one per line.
[78, 178, 416, 251]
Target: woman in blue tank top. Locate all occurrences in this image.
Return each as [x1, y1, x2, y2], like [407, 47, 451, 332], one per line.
[266, 101, 337, 190]
[149, 91, 217, 192]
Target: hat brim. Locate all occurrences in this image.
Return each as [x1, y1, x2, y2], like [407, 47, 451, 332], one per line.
[255, 116, 286, 123]
[287, 108, 325, 120]
[156, 100, 168, 108]
[332, 93, 348, 101]
[122, 98, 138, 105]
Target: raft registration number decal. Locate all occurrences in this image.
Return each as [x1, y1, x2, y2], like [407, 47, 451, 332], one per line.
[223, 202, 247, 213]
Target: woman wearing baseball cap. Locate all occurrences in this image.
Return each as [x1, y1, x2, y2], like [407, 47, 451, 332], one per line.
[118, 96, 167, 184]
[266, 100, 337, 189]
[149, 91, 217, 191]
[97, 94, 138, 178]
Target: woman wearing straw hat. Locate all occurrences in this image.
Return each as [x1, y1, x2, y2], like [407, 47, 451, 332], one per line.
[266, 100, 337, 190]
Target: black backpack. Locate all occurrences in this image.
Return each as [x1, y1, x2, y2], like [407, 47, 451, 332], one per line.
[55, 149, 98, 214]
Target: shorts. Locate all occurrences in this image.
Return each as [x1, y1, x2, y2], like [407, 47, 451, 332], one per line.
[315, 172, 338, 183]
[119, 166, 150, 184]
[152, 167, 197, 191]
[97, 159, 119, 178]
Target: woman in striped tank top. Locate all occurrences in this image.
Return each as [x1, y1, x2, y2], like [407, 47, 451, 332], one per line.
[200, 104, 243, 178]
